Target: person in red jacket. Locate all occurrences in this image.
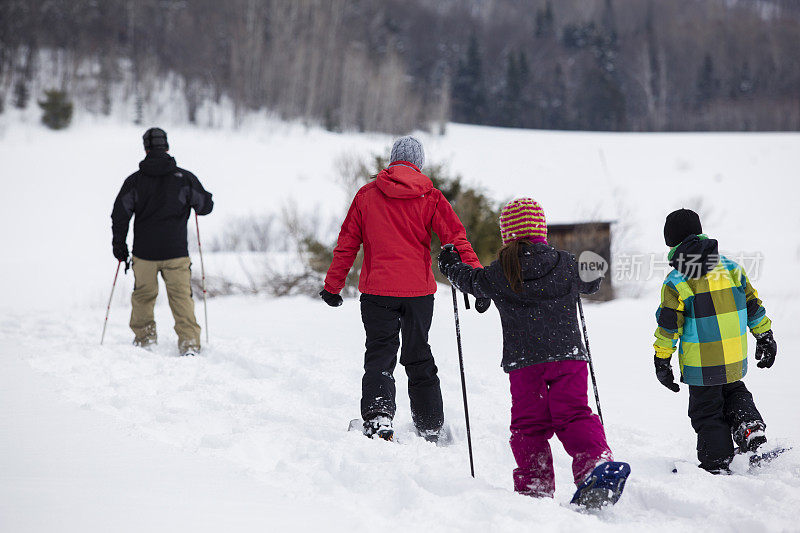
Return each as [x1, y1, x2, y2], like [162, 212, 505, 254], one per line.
[320, 136, 484, 442]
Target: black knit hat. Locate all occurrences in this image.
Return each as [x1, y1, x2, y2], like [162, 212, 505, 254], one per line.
[664, 208, 702, 246]
[143, 127, 169, 152]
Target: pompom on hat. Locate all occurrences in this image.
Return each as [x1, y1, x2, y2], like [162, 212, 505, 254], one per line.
[499, 198, 547, 245]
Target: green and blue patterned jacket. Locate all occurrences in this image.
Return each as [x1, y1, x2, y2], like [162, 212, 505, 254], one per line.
[653, 235, 771, 386]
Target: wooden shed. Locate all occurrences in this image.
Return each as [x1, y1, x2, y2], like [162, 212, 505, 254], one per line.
[547, 221, 614, 301]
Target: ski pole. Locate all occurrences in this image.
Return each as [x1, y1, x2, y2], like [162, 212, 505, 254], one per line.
[195, 212, 209, 344]
[444, 244, 475, 478]
[577, 296, 604, 425]
[100, 261, 123, 345]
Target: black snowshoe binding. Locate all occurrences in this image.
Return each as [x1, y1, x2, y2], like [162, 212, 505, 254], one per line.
[734, 421, 767, 454]
[571, 461, 631, 509]
[363, 415, 394, 441]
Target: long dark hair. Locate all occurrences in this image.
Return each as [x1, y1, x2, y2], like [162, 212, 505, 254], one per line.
[498, 239, 531, 293]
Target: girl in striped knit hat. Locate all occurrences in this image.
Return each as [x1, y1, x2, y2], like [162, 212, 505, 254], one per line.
[438, 198, 630, 508]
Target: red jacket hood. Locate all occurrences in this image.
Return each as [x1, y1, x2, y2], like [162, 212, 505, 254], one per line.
[376, 162, 433, 199]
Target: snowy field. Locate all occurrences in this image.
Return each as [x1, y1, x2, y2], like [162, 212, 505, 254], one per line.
[1, 117, 799, 532]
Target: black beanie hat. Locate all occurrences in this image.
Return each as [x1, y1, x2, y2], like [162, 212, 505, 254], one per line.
[664, 208, 702, 246]
[143, 127, 169, 152]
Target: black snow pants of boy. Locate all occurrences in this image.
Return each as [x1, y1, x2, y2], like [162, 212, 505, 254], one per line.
[360, 294, 444, 433]
[688, 380, 764, 471]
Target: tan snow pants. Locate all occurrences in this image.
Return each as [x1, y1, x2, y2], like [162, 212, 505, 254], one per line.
[130, 256, 201, 352]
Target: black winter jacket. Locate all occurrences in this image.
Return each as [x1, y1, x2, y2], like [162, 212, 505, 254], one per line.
[440, 242, 601, 373]
[111, 151, 213, 261]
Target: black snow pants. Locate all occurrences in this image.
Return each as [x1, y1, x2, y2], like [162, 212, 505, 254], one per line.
[360, 294, 444, 432]
[688, 380, 764, 471]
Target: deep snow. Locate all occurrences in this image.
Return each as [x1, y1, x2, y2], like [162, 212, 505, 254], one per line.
[1, 118, 799, 532]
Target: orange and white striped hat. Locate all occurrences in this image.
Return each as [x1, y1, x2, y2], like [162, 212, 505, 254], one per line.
[499, 198, 547, 245]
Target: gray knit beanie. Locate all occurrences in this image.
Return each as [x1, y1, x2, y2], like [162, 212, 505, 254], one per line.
[389, 136, 425, 170]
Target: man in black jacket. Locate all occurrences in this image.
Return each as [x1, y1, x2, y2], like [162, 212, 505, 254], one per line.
[111, 128, 213, 355]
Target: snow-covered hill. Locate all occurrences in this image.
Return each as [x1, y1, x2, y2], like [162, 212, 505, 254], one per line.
[1, 118, 799, 532]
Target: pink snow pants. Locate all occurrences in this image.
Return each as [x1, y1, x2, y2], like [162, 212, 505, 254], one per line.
[509, 360, 612, 497]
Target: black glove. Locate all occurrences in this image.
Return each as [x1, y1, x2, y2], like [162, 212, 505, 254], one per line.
[319, 289, 343, 307]
[437, 244, 461, 274]
[113, 243, 129, 262]
[754, 330, 776, 369]
[475, 297, 491, 313]
[654, 355, 680, 392]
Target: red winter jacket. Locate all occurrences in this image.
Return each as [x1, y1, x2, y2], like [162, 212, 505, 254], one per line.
[324, 162, 482, 297]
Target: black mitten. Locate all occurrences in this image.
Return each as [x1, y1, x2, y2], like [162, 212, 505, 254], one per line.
[654, 355, 680, 392]
[437, 244, 461, 274]
[475, 297, 491, 313]
[754, 330, 776, 369]
[319, 289, 343, 307]
[113, 243, 129, 262]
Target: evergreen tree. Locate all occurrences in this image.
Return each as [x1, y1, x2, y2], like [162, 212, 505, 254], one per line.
[645, 1, 662, 106]
[13, 79, 29, 109]
[541, 63, 567, 130]
[732, 61, 754, 98]
[500, 52, 522, 127]
[535, 2, 555, 39]
[518, 51, 530, 87]
[517, 51, 532, 127]
[601, 0, 618, 49]
[451, 33, 486, 124]
[577, 67, 626, 130]
[38, 90, 73, 130]
[696, 54, 719, 107]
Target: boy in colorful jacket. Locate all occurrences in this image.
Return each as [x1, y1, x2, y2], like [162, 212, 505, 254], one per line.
[653, 208, 777, 473]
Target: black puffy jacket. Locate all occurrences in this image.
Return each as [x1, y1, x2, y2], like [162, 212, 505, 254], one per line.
[111, 151, 213, 261]
[440, 242, 601, 373]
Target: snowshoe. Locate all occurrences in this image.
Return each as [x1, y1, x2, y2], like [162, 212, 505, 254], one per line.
[746, 446, 791, 468]
[133, 325, 157, 348]
[349, 416, 394, 441]
[415, 424, 454, 447]
[133, 336, 157, 349]
[570, 461, 631, 509]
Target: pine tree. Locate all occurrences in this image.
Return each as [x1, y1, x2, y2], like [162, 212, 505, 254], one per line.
[733, 61, 754, 98]
[38, 90, 74, 130]
[451, 33, 486, 125]
[542, 64, 567, 130]
[13, 79, 29, 109]
[501, 52, 522, 127]
[517, 51, 531, 127]
[535, 2, 554, 39]
[577, 67, 626, 131]
[696, 54, 719, 107]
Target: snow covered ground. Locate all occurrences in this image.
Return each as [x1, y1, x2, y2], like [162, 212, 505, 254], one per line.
[1, 117, 799, 531]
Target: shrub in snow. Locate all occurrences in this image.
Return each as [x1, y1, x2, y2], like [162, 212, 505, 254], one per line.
[38, 90, 73, 130]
